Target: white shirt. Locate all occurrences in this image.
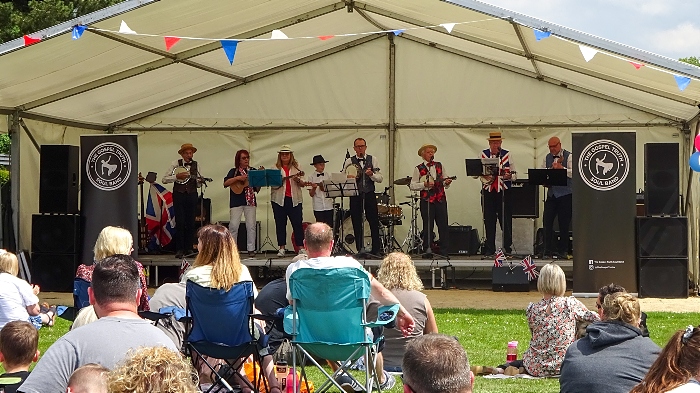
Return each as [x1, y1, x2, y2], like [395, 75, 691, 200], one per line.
[285, 256, 370, 301]
[162, 159, 204, 186]
[341, 155, 384, 184]
[540, 151, 573, 178]
[409, 161, 451, 192]
[667, 379, 700, 393]
[0, 273, 39, 329]
[307, 171, 334, 211]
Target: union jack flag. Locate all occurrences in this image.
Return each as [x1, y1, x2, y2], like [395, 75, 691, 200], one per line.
[493, 248, 506, 267]
[145, 182, 176, 248]
[520, 255, 539, 281]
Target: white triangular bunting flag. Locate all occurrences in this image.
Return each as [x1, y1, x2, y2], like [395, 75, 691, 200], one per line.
[119, 20, 137, 35]
[271, 29, 289, 39]
[440, 23, 456, 34]
[579, 45, 598, 62]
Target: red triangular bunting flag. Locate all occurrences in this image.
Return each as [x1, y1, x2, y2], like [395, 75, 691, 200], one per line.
[318, 35, 335, 41]
[23, 35, 41, 46]
[630, 62, 644, 70]
[164, 36, 180, 51]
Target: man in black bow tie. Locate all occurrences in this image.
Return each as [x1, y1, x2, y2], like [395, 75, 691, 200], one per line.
[541, 136, 573, 259]
[308, 155, 334, 227]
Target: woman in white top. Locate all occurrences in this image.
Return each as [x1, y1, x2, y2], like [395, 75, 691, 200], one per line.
[631, 325, 700, 393]
[269, 145, 306, 257]
[0, 250, 55, 329]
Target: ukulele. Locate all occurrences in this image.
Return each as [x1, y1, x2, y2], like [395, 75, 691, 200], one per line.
[229, 166, 264, 194]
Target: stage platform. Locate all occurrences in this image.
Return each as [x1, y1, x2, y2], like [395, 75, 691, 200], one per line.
[138, 252, 574, 287]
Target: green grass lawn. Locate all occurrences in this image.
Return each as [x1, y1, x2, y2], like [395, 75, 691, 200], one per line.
[4, 309, 699, 393]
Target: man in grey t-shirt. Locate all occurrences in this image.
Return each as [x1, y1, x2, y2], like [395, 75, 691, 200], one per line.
[19, 255, 177, 393]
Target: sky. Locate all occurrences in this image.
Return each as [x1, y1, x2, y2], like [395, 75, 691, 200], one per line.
[479, 0, 700, 60]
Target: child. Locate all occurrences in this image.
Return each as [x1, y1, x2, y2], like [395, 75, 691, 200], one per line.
[307, 155, 334, 227]
[66, 363, 109, 393]
[0, 250, 56, 329]
[0, 321, 39, 393]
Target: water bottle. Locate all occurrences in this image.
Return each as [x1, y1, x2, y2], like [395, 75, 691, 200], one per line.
[286, 368, 300, 393]
[275, 360, 288, 389]
[506, 341, 518, 362]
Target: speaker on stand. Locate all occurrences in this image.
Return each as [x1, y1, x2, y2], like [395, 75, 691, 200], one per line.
[39, 145, 79, 214]
[31, 214, 81, 292]
[644, 143, 679, 216]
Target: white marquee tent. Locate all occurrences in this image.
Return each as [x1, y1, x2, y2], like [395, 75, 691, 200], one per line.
[1, 0, 699, 286]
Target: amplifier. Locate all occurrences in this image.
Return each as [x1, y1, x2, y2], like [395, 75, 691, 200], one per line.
[447, 225, 472, 255]
[492, 266, 531, 292]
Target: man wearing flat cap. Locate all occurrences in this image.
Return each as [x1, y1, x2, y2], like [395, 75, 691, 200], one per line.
[410, 144, 453, 257]
[480, 132, 516, 256]
[163, 143, 204, 259]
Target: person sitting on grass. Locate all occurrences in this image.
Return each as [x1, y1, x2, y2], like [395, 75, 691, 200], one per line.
[66, 363, 109, 393]
[559, 292, 660, 393]
[107, 346, 199, 393]
[402, 334, 474, 393]
[0, 321, 39, 393]
[630, 325, 700, 393]
[18, 254, 177, 393]
[0, 250, 56, 330]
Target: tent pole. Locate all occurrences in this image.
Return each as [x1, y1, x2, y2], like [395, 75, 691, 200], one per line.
[387, 33, 396, 204]
[687, 121, 700, 294]
[9, 112, 20, 252]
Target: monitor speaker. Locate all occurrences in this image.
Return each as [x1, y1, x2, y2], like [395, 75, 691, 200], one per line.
[39, 145, 79, 214]
[31, 214, 80, 254]
[644, 143, 679, 216]
[446, 226, 472, 255]
[492, 267, 530, 292]
[30, 253, 79, 292]
[638, 257, 687, 298]
[636, 216, 687, 258]
[237, 221, 261, 251]
[510, 180, 539, 218]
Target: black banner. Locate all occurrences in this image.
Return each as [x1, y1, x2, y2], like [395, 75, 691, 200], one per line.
[572, 132, 636, 295]
[80, 135, 138, 266]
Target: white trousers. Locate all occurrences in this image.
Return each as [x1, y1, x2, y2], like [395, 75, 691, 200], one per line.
[229, 206, 257, 251]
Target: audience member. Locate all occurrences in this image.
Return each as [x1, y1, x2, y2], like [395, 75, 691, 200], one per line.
[66, 363, 108, 393]
[285, 222, 416, 391]
[0, 250, 55, 329]
[559, 292, 660, 393]
[597, 283, 649, 336]
[402, 334, 473, 393]
[148, 282, 187, 350]
[631, 325, 700, 393]
[376, 252, 438, 371]
[0, 321, 39, 393]
[18, 254, 176, 393]
[254, 277, 289, 356]
[70, 305, 99, 330]
[107, 346, 198, 393]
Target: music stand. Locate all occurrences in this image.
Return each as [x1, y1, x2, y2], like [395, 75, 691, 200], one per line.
[323, 179, 358, 255]
[465, 158, 499, 177]
[249, 169, 283, 254]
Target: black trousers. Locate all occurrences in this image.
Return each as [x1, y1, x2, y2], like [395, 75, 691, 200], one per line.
[482, 189, 512, 254]
[543, 193, 573, 255]
[349, 192, 381, 254]
[272, 197, 304, 247]
[313, 210, 334, 227]
[173, 191, 198, 253]
[420, 199, 449, 253]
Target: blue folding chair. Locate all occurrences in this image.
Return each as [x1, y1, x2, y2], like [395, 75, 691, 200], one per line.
[184, 280, 270, 393]
[284, 267, 398, 393]
[73, 278, 91, 311]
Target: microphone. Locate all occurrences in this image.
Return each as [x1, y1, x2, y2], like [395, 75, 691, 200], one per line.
[202, 177, 213, 182]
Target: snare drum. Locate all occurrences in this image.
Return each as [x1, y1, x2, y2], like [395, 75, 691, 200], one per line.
[377, 203, 390, 215]
[387, 205, 403, 219]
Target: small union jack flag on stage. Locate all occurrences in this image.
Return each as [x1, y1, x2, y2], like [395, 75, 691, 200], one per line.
[494, 248, 506, 267]
[520, 255, 539, 281]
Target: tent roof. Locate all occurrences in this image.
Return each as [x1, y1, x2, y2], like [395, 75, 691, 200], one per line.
[1, 0, 699, 130]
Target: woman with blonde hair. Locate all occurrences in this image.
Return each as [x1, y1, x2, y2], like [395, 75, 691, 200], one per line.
[631, 325, 700, 393]
[377, 252, 438, 371]
[0, 250, 56, 329]
[107, 346, 198, 393]
[560, 292, 660, 393]
[270, 144, 306, 257]
[75, 226, 149, 311]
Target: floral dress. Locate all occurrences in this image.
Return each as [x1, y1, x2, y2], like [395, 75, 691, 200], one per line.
[75, 261, 150, 311]
[522, 296, 599, 376]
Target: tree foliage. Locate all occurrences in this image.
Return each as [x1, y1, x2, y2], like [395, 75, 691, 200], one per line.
[679, 57, 700, 67]
[0, 0, 121, 44]
[0, 134, 10, 155]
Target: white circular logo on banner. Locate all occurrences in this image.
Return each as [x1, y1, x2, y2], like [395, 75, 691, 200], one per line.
[578, 139, 629, 191]
[86, 142, 131, 191]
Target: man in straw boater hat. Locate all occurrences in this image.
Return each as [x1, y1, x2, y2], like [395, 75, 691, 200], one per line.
[410, 143, 453, 258]
[479, 131, 516, 257]
[162, 143, 205, 259]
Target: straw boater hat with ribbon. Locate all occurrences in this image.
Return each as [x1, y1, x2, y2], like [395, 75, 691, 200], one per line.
[487, 131, 503, 141]
[278, 144, 293, 153]
[418, 144, 437, 156]
[178, 143, 197, 154]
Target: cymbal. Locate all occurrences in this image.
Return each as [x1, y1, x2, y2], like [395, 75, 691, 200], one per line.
[393, 177, 412, 186]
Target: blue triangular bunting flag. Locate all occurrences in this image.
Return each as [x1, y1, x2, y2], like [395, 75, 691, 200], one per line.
[534, 29, 551, 41]
[674, 75, 691, 91]
[72, 25, 87, 40]
[392, 29, 405, 36]
[220, 40, 239, 65]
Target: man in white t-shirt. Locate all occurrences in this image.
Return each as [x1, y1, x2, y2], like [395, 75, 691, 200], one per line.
[285, 222, 415, 391]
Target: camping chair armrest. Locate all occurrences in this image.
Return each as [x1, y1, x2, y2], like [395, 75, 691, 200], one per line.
[139, 310, 171, 322]
[363, 304, 400, 328]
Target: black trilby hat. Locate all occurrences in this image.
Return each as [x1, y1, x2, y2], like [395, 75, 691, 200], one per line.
[310, 155, 329, 165]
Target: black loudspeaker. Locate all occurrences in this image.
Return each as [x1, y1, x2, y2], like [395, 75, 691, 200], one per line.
[31, 214, 80, 254]
[638, 258, 688, 298]
[30, 253, 79, 292]
[236, 221, 261, 251]
[644, 143, 679, 216]
[446, 226, 472, 255]
[636, 216, 687, 258]
[492, 266, 530, 292]
[39, 145, 79, 214]
[195, 198, 212, 226]
[510, 180, 539, 218]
